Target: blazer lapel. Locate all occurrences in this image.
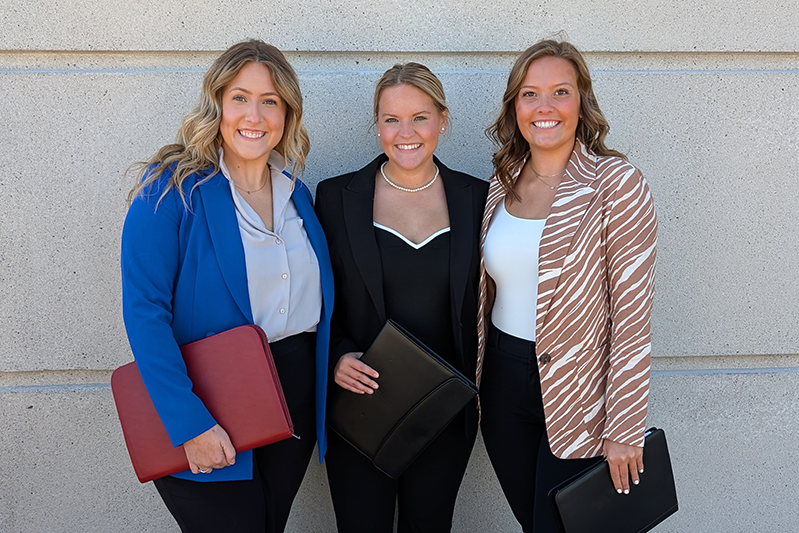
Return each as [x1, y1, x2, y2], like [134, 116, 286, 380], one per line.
[440, 159, 472, 332]
[537, 142, 599, 327]
[291, 176, 334, 324]
[342, 156, 387, 322]
[198, 172, 254, 323]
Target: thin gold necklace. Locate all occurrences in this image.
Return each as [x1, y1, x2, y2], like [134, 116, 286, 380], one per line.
[232, 165, 270, 195]
[530, 166, 565, 190]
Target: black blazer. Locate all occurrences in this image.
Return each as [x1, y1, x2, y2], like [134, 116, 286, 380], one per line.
[315, 154, 488, 403]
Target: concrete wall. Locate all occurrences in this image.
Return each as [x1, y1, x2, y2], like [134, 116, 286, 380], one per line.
[1, 1, 798, 531]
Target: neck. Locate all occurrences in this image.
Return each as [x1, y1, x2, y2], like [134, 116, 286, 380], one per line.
[382, 159, 438, 188]
[222, 151, 272, 190]
[528, 142, 574, 176]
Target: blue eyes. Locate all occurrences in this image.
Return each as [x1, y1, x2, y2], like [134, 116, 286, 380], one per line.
[521, 89, 570, 98]
[231, 94, 278, 105]
[384, 116, 428, 124]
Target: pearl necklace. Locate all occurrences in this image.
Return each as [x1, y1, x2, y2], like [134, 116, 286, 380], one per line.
[380, 162, 439, 193]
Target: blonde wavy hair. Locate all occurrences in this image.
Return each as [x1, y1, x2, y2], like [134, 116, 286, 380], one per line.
[486, 40, 625, 199]
[373, 62, 449, 121]
[127, 39, 310, 207]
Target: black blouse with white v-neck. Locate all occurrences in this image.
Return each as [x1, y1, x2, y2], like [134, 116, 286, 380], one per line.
[374, 224, 456, 366]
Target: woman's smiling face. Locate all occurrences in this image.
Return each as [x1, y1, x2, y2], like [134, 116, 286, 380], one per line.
[515, 56, 581, 157]
[376, 84, 447, 174]
[219, 61, 286, 169]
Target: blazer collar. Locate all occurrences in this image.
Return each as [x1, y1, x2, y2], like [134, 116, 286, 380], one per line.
[536, 141, 600, 326]
[439, 159, 473, 329]
[196, 170, 254, 323]
[341, 154, 475, 327]
[342, 154, 388, 322]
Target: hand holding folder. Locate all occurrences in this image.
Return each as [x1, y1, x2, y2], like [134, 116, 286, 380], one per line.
[112, 325, 294, 483]
[328, 320, 478, 479]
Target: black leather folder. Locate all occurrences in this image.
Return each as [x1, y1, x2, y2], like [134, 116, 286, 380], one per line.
[327, 320, 478, 478]
[549, 427, 678, 533]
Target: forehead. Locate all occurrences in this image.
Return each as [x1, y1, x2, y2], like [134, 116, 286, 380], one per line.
[227, 62, 275, 90]
[522, 56, 578, 86]
[378, 84, 436, 114]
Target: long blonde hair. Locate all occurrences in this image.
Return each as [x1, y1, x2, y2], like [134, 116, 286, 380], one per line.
[127, 40, 310, 208]
[486, 40, 625, 198]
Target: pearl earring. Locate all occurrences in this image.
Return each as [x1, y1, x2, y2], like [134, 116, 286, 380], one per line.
[377, 133, 381, 137]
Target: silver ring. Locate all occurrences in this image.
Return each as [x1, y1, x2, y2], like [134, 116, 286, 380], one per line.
[198, 468, 210, 474]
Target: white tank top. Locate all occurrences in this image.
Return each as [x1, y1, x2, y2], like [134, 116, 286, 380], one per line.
[483, 200, 546, 342]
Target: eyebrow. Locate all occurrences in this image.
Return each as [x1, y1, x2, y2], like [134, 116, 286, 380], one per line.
[229, 87, 280, 97]
[380, 110, 433, 117]
[520, 82, 576, 90]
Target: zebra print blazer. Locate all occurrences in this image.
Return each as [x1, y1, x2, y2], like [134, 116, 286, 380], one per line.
[476, 141, 657, 459]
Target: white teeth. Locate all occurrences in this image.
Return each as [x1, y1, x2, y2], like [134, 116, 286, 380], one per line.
[397, 144, 421, 150]
[239, 130, 265, 139]
[534, 121, 559, 129]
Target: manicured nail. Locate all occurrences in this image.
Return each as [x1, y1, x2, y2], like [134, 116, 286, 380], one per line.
[633, 480, 639, 485]
[624, 489, 629, 495]
[639, 469, 644, 474]
[617, 489, 623, 494]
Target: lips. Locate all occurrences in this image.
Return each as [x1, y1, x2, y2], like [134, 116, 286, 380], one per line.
[239, 129, 266, 139]
[533, 120, 560, 129]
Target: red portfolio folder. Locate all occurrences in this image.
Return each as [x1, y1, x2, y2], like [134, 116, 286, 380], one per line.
[112, 325, 294, 483]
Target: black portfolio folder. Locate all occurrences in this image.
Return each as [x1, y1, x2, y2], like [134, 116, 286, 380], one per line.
[549, 427, 678, 533]
[327, 320, 478, 478]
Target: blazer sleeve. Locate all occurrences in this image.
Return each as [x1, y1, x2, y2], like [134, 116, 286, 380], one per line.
[121, 185, 217, 447]
[314, 179, 362, 366]
[600, 167, 658, 447]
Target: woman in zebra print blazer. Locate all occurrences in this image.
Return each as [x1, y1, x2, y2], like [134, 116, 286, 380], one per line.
[477, 40, 658, 532]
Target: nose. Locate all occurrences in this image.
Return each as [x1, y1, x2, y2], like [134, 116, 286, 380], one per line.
[536, 94, 556, 113]
[398, 120, 414, 137]
[245, 101, 262, 123]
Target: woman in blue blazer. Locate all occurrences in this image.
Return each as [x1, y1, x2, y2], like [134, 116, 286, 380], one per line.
[121, 40, 333, 533]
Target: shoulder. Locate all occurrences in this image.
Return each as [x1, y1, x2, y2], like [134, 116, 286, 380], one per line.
[134, 163, 216, 206]
[316, 154, 386, 198]
[437, 160, 490, 199]
[315, 171, 356, 196]
[592, 154, 648, 196]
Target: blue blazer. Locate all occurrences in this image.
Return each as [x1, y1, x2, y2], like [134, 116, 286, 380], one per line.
[121, 166, 333, 482]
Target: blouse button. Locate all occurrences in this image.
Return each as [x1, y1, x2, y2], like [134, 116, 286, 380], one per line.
[275, 238, 282, 245]
[282, 273, 288, 280]
[539, 353, 552, 364]
[279, 308, 286, 314]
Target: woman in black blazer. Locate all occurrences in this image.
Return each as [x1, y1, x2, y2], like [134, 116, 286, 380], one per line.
[315, 63, 488, 533]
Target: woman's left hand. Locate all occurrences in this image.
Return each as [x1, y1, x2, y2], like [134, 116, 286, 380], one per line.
[602, 439, 644, 495]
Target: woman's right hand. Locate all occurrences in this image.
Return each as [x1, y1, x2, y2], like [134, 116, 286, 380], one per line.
[334, 352, 379, 394]
[183, 424, 236, 475]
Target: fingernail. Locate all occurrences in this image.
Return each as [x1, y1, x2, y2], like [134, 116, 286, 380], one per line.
[633, 480, 639, 485]
[624, 489, 629, 495]
[639, 469, 644, 474]
[617, 489, 622, 494]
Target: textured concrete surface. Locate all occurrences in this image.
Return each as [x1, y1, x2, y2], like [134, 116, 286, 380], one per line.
[2, 0, 799, 530]
[2, 0, 798, 52]
[3, 366, 799, 532]
[2, 54, 797, 371]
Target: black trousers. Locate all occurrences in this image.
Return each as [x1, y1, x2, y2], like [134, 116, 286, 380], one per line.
[325, 409, 477, 533]
[480, 325, 600, 533]
[153, 332, 317, 533]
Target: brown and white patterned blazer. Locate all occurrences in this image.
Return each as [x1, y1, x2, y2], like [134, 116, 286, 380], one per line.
[477, 141, 658, 459]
